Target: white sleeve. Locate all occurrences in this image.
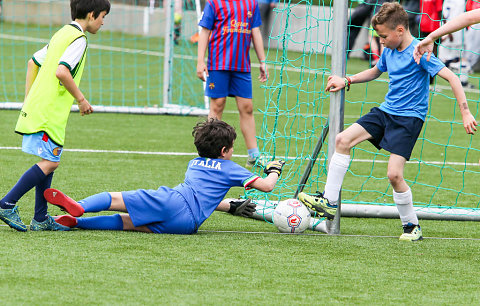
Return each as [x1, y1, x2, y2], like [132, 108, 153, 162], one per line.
[58, 36, 87, 71]
[32, 45, 48, 66]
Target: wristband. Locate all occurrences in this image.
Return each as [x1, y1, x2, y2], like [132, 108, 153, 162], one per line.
[344, 76, 352, 91]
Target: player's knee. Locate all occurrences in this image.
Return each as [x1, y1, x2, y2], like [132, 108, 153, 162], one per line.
[387, 170, 403, 185]
[335, 133, 352, 152]
[38, 160, 60, 174]
[238, 104, 253, 116]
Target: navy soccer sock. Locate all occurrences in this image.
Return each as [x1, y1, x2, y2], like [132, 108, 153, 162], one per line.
[78, 192, 112, 213]
[76, 214, 123, 230]
[34, 172, 54, 222]
[0, 164, 46, 209]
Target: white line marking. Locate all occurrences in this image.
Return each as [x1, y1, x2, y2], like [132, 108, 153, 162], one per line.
[199, 229, 480, 240]
[0, 147, 477, 166]
[0, 225, 476, 240]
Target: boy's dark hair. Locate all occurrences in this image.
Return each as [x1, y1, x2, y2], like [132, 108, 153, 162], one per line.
[193, 119, 237, 158]
[71, 0, 111, 20]
[371, 2, 409, 31]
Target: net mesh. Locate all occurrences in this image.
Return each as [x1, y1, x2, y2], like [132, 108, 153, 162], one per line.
[248, 0, 480, 217]
[0, 0, 205, 113]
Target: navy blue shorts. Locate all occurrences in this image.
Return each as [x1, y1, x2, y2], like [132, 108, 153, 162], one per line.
[205, 70, 252, 99]
[356, 107, 424, 160]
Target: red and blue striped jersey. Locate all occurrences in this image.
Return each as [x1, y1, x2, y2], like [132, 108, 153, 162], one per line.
[199, 0, 261, 72]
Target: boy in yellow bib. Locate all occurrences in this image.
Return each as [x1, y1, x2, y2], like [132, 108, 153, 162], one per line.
[0, 0, 110, 231]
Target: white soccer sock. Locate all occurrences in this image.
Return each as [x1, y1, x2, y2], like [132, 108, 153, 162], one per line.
[323, 152, 351, 204]
[393, 188, 419, 225]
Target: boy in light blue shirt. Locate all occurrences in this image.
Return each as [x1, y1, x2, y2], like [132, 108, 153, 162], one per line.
[299, 2, 477, 241]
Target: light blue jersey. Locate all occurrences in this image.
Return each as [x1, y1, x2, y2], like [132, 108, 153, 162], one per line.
[376, 39, 445, 121]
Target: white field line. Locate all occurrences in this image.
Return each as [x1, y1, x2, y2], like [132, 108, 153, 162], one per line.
[197, 229, 480, 240]
[0, 225, 477, 240]
[0, 146, 477, 167]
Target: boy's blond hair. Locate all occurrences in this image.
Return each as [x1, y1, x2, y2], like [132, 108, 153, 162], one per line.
[371, 2, 409, 31]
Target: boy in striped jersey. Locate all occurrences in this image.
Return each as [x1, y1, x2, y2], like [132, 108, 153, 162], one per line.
[0, 0, 110, 231]
[196, 0, 268, 169]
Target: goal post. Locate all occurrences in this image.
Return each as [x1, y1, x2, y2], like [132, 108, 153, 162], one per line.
[0, 0, 208, 115]
[326, 0, 348, 234]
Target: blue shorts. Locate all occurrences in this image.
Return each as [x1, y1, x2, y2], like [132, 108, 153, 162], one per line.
[122, 187, 198, 234]
[22, 132, 63, 162]
[356, 107, 424, 160]
[205, 70, 252, 99]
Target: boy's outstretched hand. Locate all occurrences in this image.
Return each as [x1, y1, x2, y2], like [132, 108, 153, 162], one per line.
[228, 198, 257, 218]
[264, 160, 285, 176]
[325, 75, 345, 92]
[413, 37, 434, 64]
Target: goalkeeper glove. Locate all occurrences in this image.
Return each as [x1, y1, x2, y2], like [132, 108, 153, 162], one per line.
[264, 160, 285, 176]
[228, 198, 256, 218]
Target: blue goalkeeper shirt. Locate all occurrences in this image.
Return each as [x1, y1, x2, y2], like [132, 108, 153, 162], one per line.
[174, 157, 259, 227]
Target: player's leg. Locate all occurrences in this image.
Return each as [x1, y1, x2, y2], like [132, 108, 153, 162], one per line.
[379, 113, 424, 241]
[388, 154, 422, 241]
[325, 123, 373, 201]
[235, 96, 259, 159]
[44, 189, 123, 216]
[55, 213, 151, 232]
[119, 214, 152, 232]
[0, 132, 62, 231]
[51, 192, 145, 231]
[298, 123, 372, 218]
[34, 159, 59, 221]
[209, 97, 227, 120]
[229, 71, 262, 167]
[205, 70, 229, 120]
[30, 159, 72, 231]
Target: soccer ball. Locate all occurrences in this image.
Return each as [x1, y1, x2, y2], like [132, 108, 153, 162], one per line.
[273, 198, 311, 233]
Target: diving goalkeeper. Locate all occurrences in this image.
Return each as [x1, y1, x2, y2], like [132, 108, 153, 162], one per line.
[44, 119, 285, 234]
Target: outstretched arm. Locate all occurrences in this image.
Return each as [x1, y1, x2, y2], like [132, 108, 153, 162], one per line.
[249, 160, 285, 192]
[437, 67, 477, 134]
[196, 27, 211, 81]
[414, 9, 480, 63]
[251, 27, 268, 82]
[325, 66, 383, 92]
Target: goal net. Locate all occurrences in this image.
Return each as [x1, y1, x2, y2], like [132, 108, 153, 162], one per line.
[0, 0, 208, 115]
[249, 0, 480, 224]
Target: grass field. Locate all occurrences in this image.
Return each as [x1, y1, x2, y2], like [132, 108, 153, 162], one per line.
[2, 109, 480, 304]
[2, 17, 480, 304]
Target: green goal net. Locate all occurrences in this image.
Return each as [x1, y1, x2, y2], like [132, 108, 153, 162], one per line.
[0, 0, 208, 115]
[249, 0, 480, 221]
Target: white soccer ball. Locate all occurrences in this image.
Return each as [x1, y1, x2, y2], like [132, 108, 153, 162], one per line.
[273, 198, 311, 233]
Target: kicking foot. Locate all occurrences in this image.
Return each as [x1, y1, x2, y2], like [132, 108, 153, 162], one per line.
[399, 223, 423, 241]
[44, 188, 85, 217]
[54, 215, 78, 228]
[298, 192, 337, 220]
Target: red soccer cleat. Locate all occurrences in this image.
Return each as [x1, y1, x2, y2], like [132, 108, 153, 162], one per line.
[44, 188, 85, 217]
[53, 215, 78, 228]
